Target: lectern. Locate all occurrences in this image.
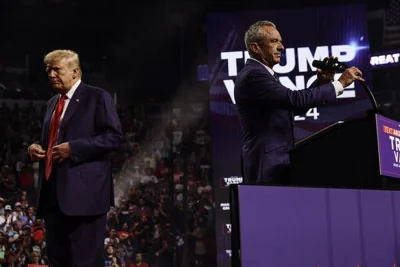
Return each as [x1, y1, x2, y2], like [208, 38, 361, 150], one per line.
[289, 112, 400, 189]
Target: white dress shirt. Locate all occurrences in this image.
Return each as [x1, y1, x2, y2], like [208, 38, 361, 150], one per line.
[60, 79, 81, 120]
[248, 58, 344, 96]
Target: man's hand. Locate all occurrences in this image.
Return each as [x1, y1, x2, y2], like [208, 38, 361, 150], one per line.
[52, 142, 71, 164]
[316, 56, 336, 85]
[28, 144, 46, 162]
[338, 66, 365, 88]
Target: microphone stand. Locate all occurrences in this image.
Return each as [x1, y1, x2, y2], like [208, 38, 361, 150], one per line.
[358, 80, 379, 115]
[337, 60, 379, 115]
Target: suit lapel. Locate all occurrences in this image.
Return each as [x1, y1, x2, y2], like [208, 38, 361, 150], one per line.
[247, 58, 296, 144]
[247, 58, 277, 80]
[60, 83, 85, 129]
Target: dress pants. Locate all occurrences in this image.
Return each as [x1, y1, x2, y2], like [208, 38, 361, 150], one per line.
[41, 170, 106, 267]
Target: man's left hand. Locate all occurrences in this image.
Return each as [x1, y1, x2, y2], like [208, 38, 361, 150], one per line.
[52, 142, 71, 164]
[316, 56, 336, 85]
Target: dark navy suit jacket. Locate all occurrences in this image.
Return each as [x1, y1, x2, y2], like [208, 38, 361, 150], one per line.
[234, 59, 337, 184]
[36, 82, 123, 217]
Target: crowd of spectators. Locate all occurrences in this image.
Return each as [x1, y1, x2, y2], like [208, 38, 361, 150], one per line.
[0, 100, 47, 266]
[0, 92, 216, 266]
[108, 102, 215, 267]
[0, 70, 52, 101]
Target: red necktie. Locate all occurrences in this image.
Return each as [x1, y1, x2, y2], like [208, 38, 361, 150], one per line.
[45, 94, 67, 180]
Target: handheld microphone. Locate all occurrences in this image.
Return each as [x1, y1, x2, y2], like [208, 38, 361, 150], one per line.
[312, 58, 348, 72]
[312, 58, 378, 111]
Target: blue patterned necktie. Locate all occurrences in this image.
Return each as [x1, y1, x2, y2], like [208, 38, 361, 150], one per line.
[273, 73, 280, 82]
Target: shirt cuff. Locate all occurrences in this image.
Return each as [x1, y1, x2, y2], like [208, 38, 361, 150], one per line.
[332, 81, 344, 96]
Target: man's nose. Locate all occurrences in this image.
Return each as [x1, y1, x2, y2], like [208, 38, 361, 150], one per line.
[48, 70, 56, 77]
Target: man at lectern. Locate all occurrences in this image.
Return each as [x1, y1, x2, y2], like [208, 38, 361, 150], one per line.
[235, 20, 364, 184]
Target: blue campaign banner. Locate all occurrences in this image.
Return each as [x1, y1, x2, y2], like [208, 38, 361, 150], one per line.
[206, 4, 372, 267]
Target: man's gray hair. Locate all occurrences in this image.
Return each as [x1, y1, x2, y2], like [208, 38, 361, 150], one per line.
[44, 49, 82, 77]
[244, 20, 276, 54]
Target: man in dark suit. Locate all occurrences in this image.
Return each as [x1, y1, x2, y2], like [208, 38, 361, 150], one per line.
[235, 20, 364, 184]
[28, 49, 123, 267]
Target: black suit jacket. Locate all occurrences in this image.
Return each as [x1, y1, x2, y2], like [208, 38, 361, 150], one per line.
[36, 82, 123, 217]
[234, 59, 337, 184]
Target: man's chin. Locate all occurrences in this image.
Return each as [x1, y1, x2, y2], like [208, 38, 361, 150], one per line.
[52, 85, 64, 93]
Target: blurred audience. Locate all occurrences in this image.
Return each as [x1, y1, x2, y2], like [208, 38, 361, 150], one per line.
[0, 95, 215, 267]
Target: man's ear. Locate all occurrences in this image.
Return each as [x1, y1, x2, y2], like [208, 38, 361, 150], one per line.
[250, 43, 260, 55]
[72, 68, 79, 79]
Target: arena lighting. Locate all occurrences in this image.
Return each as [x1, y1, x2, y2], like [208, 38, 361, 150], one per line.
[370, 49, 400, 69]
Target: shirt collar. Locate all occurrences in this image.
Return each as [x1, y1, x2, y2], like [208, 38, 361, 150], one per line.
[248, 58, 275, 76]
[62, 79, 81, 99]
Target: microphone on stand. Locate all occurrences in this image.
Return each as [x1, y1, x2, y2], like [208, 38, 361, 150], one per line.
[312, 57, 348, 72]
[312, 57, 378, 112]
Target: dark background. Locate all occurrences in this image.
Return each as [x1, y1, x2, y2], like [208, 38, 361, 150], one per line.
[1, 0, 397, 106]
[1, 1, 400, 266]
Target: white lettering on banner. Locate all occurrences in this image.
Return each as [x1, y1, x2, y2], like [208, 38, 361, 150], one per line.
[223, 80, 236, 105]
[370, 53, 400, 66]
[220, 203, 230, 211]
[331, 45, 357, 63]
[389, 135, 400, 151]
[221, 45, 357, 105]
[389, 136, 400, 163]
[226, 224, 232, 233]
[221, 51, 243, 76]
[226, 250, 232, 257]
[223, 176, 243, 186]
[296, 46, 329, 73]
[294, 108, 321, 121]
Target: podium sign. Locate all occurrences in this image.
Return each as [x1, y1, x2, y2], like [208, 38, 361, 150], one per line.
[376, 114, 400, 178]
[231, 185, 400, 267]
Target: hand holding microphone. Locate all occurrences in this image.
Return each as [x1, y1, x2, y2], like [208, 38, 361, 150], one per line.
[312, 57, 364, 88]
[315, 56, 336, 84]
